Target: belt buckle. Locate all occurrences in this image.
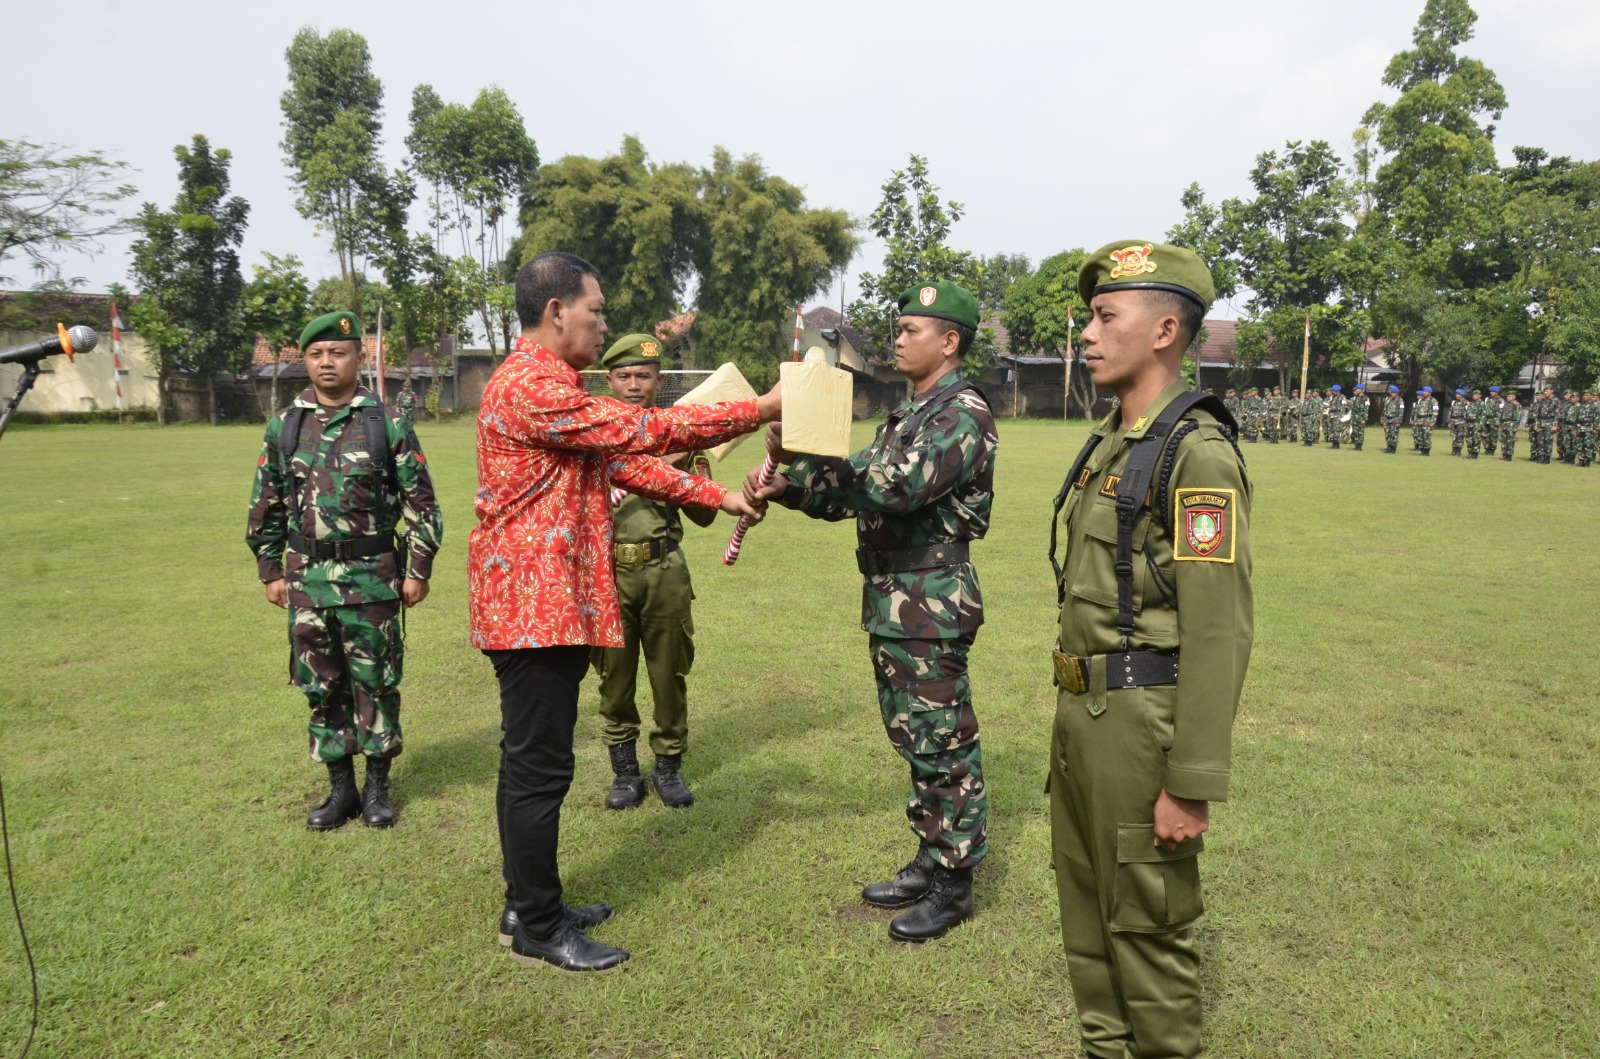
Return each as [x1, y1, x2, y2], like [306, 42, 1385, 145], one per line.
[616, 542, 646, 565]
[1053, 650, 1087, 694]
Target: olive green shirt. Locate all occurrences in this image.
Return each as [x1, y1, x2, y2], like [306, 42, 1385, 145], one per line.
[612, 453, 716, 544]
[1056, 378, 1254, 802]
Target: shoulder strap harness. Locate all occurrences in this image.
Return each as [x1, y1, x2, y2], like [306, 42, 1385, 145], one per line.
[1049, 392, 1241, 650]
[278, 404, 393, 534]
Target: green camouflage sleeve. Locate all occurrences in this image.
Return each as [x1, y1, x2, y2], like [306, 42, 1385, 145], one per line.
[246, 415, 289, 583]
[795, 404, 990, 516]
[778, 459, 857, 522]
[390, 421, 443, 579]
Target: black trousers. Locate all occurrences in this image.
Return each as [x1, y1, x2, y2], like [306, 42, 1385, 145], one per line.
[485, 645, 590, 939]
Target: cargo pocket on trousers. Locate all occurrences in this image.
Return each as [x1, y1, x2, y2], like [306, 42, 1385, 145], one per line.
[1109, 824, 1204, 933]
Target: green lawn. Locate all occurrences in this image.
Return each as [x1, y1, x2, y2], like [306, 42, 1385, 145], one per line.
[1, 417, 1597, 1058]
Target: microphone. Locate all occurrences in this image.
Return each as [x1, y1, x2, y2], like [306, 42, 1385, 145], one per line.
[0, 324, 99, 366]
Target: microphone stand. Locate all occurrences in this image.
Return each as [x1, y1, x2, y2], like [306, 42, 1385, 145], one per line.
[0, 360, 46, 445]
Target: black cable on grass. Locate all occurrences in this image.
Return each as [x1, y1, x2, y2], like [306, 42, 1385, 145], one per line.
[1, 768, 37, 1059]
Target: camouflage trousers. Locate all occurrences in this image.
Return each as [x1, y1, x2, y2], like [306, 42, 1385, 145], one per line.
[869, 633, 987, 870]
[1531, 425, 1554, 461]
[1413, 423, 1433, 453]
[1465, 420, 1481, 457]
[289, 600, 403, 762]
[1384, 420, 1400, 450]
[1300, 418, 1319, 444]
[1580, 428, 1597, 465]
[1482, 421, 1498, 454]
[1500, 425, 1517, 460]
[1349, 418, 1366, 447]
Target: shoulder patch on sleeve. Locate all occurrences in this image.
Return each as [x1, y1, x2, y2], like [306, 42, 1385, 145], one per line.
[1174, 487, 1236, 563]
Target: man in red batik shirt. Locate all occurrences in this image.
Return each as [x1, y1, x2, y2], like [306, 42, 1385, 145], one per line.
[470, 252, 779, 972]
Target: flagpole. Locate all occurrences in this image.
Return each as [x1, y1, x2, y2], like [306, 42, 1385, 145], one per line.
[375, 304, 386, 404]
[1299, 312, 1311, 398]
[1065, 304, 1075, 421]
[109, 300, 126, 421]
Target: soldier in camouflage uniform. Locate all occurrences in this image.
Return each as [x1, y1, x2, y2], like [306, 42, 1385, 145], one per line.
[396, 378, 419, 432]
[1447, 388, 1468, 455]
[1301, 388, 1323, 445]
[1531, 387, 1558, 463]
[1578, 391, 1598, 468]
[1464, 390, 1483, 459]
[591, 333, 716, 810]
[1283, 390, 1301, 443]
[753, 280, 996, 944]
[248, 311, 444, 831]
[1223, 388, 1241, 427]
[1265, 387, 1285, 443]
[1498, 391, 1521, 461]
[1238, 388, 1260, 442]
[1413, 387, 1439, 455]
[1382, 384, 1404, 453]
[1558, 391, 1581, 464]
[1325, 384, 1347, 448]
[1348, 383, 1370, 450]
[1482, 386, 1503, 455]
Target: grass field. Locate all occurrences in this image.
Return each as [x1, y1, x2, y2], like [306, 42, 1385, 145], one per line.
[1, 416, 1597, 1058]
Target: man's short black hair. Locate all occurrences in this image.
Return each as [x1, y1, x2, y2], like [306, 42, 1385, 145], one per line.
[1144, 290, 1205, 353]
[515, 252, 601, 328]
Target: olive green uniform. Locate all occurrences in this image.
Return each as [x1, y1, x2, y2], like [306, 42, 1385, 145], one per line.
[592, 458, 715, 757]
[1051, 378, 1253, 1059]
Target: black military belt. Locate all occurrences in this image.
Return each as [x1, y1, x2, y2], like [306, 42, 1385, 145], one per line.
[614, 539, 678, 566]
[1053, 649, 1179, 694]
[288, 531, 395, 563]
[856, 541, 969, 577]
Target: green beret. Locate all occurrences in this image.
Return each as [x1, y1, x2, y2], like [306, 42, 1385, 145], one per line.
[896, 280, 980, 330]
[1077, 240, 1216, 312]
[599, 333, 666, 371]
[299, 311, 363, 351]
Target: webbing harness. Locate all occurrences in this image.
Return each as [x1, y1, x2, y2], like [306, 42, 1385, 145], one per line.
[1049, 393, 1239, 650]
[278, 402, 393, 520]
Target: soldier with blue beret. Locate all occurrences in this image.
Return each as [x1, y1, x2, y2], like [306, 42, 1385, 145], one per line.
[1382, 384, 1405, 453]
[247, 310, 444, 830]
[1049, 240, 1253, 1059]
[1414, 387, 1439, 454]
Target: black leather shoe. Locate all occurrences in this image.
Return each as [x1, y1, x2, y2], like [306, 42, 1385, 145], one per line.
[861, 849, 937, 909]
[605, 742, 649, 810]
[888, 865, 973, 943]
[307, 757, 360, 831]
[509, 920, 629, 972]
[361, 755, 397, 828]
[498, 903, 615, 946]
[651, 754, 694, 809]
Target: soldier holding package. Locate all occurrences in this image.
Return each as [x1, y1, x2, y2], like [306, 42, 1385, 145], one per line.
[750, 280, 997, 944]
[592, 332, 716, 810]
[248, 311, 444, 831]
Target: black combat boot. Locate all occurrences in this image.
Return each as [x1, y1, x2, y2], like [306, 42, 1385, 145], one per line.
[307, 757, 360, 831]
[604, 742, 648, 810]
[862, 848, 937, 908]
[651, 753, 694, 808]
[499, 903, 614, 946]
[509, 919, 630, 972]
[888, 864, 974, 943]
[1354, 442, 1363, 451]
[1331, 440, 1340, 449]
[361, 755, 397, 828]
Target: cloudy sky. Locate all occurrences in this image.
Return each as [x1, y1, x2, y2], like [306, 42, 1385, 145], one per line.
[5, 0, 1597, 320]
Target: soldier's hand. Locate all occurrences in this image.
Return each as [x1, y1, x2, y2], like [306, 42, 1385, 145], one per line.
[755, 381, 782, 424]
[743, 466, 789, 508]
[402, 577, 430, 608]
[720, 490, 764, 523]
[1153, 789, 1209, 851]
[764, 423, 794, 463]
[264, 579, 288, 609]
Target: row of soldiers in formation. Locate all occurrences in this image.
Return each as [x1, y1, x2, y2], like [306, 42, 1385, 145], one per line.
[1222, 384, 1600, 464]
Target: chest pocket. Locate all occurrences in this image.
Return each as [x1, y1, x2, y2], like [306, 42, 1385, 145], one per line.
[1069, 498, 1151, 612]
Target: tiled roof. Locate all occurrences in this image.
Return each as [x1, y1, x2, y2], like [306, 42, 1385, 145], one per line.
[1192, 319, 1238, 367]
[251, 334, 385, 367]
[656, 311, 697, 340]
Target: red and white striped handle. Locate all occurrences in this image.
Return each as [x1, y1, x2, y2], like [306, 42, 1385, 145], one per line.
[722, 455, 776, 566]
[609, 487, 628, 507]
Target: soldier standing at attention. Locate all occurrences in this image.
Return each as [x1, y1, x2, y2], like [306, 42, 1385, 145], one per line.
[592, 333, 715, 810]
[1413, 387, 1439, 455]
[1325, 384, 1347, 448]
[1283, 390, 1301, 443]
[1464, 390, 1483, 459]
[1483, 385, 1503, 455]
[749, 280, 997, 944]
[1049, 241, 1252, 1059]
[1532, 387, 1559, 463]
[1577, 391, 1598, 468]
[1264, 387, 1284, 443]
[1382, 384, 1405, 453]
[1448, 388, 1468, 456]
[396, 378, 419, 433]
[247, 311, 444, 831]
[1238, 389, 1258, 443]
[1223, 388, 1241, 426]
[1499, 390, 1522, 461]
[1300, 388, 1322, 446]
[1348, 383, 1370, 451]
[1558, 391, 1581, 464]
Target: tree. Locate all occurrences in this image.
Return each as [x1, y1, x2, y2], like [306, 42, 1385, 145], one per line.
[405, 84, 538, 357]
[1001, 249, 1099, 413]
[849, 156, 985, 360]
[279, 27, 386, 312]
[513, 137, 699, 339]
[692, 149, 856, 385]
[242, 253, 310, 415]
[128, 136, 251, 425]
[0, 139, 137, 285]
[975, 252, 1032, 310]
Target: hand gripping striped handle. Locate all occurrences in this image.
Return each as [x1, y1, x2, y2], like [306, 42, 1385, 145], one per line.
[722, 455, 776, 566]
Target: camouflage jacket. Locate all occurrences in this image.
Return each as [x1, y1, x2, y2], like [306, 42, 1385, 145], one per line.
[1326, 393, 1348, 420]
[1580, 402, 1599, 430]
[1414, 396, 1439, 425]
[1382, 395, 1405, 425]
[780, 369, 997, 639]
[247, 386, 443, 609]
[1348, 394, 1370, 423]
[1500, 401, 1522, 429]
[1532, 396, 1559, 427]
